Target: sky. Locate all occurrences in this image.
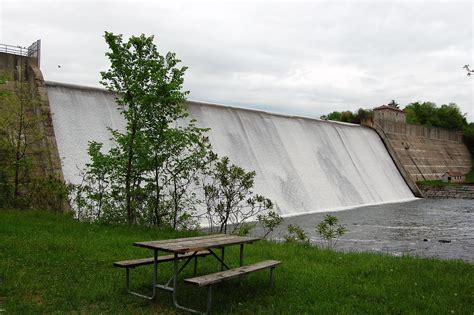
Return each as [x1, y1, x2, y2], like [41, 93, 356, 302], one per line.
[1, 0, 473, 120]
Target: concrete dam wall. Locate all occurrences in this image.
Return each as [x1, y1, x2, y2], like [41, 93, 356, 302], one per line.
[46, 81, 415, 216]
[376, 120, 472, 182]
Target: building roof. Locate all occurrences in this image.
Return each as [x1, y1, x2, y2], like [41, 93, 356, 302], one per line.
[373, 105, 405, 113]
[443, 171, 465, 177]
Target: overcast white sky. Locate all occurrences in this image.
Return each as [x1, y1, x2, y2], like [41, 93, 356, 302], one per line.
[1, 0, 473, 120]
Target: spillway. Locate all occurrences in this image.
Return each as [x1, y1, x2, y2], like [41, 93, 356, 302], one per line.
[46, 81, 415, 216]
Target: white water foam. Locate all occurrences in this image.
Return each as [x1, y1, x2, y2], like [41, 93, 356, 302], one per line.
[46, 81, 415, 216]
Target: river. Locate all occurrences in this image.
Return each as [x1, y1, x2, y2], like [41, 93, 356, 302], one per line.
[259, 198, 474, 263]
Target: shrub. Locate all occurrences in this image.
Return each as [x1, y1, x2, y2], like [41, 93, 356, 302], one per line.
[284, 224, 310, 246]
[316, 215, 347, 249]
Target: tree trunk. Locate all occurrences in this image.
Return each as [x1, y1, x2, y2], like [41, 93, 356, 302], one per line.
[14, 92, 24, 199]
[125, 123, 136, 224]
[173, 177, 178, 229]
[154, 154, 161, 227]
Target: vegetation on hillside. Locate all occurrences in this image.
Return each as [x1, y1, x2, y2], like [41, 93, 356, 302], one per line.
[1, 210, 473, 314]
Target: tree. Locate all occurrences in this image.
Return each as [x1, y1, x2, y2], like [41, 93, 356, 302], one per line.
[404, 101, 467, 130]
[404, 102, 440, 126]
[203, 156, 273, 234]
[76, 32, 205, 225]
[340, 111, 355, 123]
[388, 100, 399, 108]
[257, 210, 283, 238]
[324, 111, 342, 121]
[161, 122, 211, 229]
[0, 70, 44, 206]
[96, 32, 189, 224]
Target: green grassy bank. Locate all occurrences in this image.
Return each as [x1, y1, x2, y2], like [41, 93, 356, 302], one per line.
[1, 210, 473, 314]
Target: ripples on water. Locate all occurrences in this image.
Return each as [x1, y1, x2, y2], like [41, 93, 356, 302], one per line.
[260, 198, 474, 263]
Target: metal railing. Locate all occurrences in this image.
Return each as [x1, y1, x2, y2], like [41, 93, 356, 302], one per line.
[0, 43, 29, 56]
[0, 40, 41, 67]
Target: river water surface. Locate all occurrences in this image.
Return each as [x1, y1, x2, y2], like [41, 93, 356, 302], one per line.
[262, 199, 474, 263]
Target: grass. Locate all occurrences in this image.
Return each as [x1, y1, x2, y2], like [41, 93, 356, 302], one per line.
[417, 180, 453, 187]
[465, 168, 474, 184]
[1, 210, 473, 314]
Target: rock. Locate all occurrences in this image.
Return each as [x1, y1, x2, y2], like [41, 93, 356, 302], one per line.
[438, 239, 451, 243]
[423, 239, 429, 242]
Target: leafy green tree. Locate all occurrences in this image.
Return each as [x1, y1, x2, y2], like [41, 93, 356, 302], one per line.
[436, 103, 467, 130]
[76, 32, 212, 226]
[0, 71, 44, 206]
[203, 156, 273, 234]
[93, 32, 189, 224]
[404, 101, 467, 130]
[388, 100, 399, 108]
[353, 108, 373, 124]
[324, 111, 342, 121]
[340, 111, 355, 123]
[257, 210, 283, 238]
[161, 122, 211, 229]
[0, 70, 68, 211]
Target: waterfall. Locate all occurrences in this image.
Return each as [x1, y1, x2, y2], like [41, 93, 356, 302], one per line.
[47, 82, 415, 216]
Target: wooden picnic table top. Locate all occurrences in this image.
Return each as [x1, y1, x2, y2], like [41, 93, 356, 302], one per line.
[134, 234, 260, 254]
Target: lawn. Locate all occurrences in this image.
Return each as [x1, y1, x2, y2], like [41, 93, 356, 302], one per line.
[1, 210, 473, 314]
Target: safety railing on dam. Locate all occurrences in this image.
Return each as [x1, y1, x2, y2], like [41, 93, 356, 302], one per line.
[0, 40, 41, 67]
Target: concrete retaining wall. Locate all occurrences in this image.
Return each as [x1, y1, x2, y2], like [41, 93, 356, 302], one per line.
[419, 185, 474, 199]
[370, 120, 472, 183]
[0, 52, 64, 182]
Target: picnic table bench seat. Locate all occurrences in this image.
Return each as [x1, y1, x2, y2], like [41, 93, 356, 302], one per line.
[185, 259, 281, 286]
[114, 250, 211, 299]
[113, 250, 210, 269]
[185, 259, 281, 314]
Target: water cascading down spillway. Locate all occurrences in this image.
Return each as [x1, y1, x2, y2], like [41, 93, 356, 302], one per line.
[46, 81, 415, 217]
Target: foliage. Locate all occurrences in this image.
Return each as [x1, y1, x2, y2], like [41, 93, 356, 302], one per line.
[463, 123, 474, 156]
[321, 108, 373, 124]
[388, 99, 399, 108]
[416, 180, 453, 187]
[75, 32, 210, 228]
[0, 71, 67, 211]
[231, 222, 257, 236]
[284, 224, 310, 246]
[405, 102, 467, 131]
[203, 156, 273, 234]
[257, 210, 283, 239]
[315, 214, 347, 249]
[465, 169, 474, 184]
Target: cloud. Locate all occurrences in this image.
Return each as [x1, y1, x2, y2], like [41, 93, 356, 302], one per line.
[1, 0, 472, 120]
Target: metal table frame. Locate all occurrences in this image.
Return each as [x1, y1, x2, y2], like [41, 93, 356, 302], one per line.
[132, 235, 260, 314]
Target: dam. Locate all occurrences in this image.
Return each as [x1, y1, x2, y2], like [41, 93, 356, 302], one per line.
[46, 81, 415, 216]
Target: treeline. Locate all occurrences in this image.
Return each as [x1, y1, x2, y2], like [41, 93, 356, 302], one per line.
[320, 108, 373, 124]
[321, 101, 474, 157]
[72, 32, 281, 235]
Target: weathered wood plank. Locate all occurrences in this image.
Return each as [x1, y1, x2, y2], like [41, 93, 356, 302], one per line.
[185, 260, 281, 287]
[134, 235, 225, 249]
[134, 235, 260, 253]
[113, 250, 210, 268]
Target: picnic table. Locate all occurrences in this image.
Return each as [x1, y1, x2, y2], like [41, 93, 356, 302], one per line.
[114, 234, 280, 314]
